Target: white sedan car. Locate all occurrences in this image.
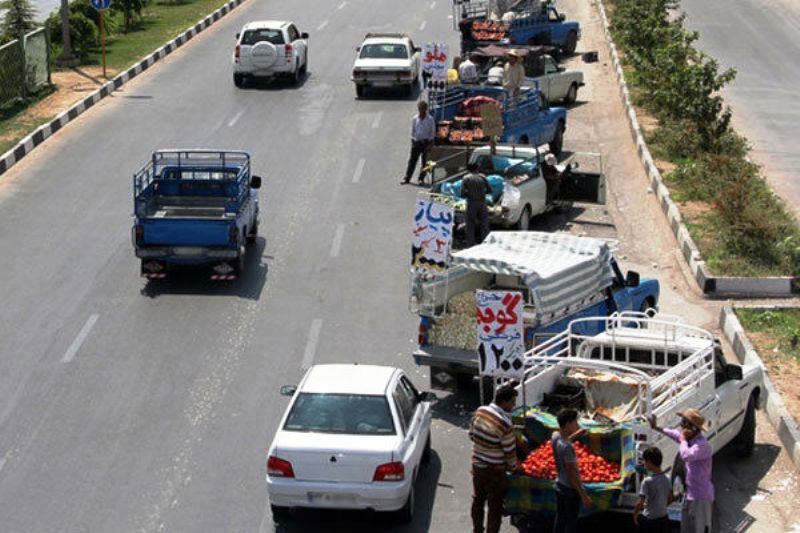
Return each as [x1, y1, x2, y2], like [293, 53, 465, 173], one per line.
[266, 364, 434, 523]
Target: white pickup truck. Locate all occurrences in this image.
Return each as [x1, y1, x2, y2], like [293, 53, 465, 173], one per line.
[513, 313, 764, 517]
[522, 54, 584, 104]
[428, 144, 605, 230]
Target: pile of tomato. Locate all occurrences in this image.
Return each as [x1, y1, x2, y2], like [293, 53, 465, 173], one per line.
[520, 440, 620, 483]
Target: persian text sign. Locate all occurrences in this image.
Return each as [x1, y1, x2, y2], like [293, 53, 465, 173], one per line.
[476, 290, 525, 377]
[411, 197, 454, 272]
[422, 42, 449, 91]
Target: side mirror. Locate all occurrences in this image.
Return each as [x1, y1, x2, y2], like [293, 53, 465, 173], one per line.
[250, 175, 262, 189]
[301, 32, 309, 39]
[235, 32, 240, 39]
[559, 13, 566, 21]
[625, 271, 640, 287]
[280, 385, 297, 396]
[419, 391, 437, 403]
[415, 46, 422, 53]
[725, 364, 743, 381]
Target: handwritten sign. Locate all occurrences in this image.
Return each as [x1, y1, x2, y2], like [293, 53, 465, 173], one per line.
[476, 290, 525, 377]
[480, 104, 503, 137]
[411, 197, 454, 272]
[421, 42, 449, 92]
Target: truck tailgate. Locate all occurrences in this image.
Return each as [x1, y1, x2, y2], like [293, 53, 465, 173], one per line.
[413, 345, 478, 369]
[141, 218, 233, 247]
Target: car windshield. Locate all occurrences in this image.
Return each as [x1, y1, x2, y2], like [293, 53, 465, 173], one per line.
[360, 43, 409, 59]
[241, 29, 284, 45]
[284, 393, 396, 435]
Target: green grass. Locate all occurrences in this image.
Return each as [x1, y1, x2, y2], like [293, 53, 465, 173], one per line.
[0, 86, 57, 155]
[77, 0, 233, 73]
[737, 308, 800, 362]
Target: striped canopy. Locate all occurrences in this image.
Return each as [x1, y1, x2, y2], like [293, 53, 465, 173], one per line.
[451, 232, 616, 316]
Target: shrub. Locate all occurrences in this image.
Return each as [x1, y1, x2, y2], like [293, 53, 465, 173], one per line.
[46, 10, 98, 56]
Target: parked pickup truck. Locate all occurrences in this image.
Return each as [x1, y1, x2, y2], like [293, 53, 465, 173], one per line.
[132, 150, 262, 280]
[411, 232, 660, 389]
[505, 312, 764, 521]
[430, 85, 567, 160]
[427, 144, 605, 230]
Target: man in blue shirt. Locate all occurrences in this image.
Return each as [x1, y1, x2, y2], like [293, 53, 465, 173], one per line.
[402, 100, 436, 185]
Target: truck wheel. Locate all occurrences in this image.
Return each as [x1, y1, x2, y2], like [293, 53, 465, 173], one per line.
[563, 31, 578, 55]
[516, 206, 532, 231]
[549, 122, 565, 155]
[233, 73, 244, 88]
[246, 222, 258, 244]
[356, 84, 366, 98]
[733, 394, 757, 457]
[564, 83, 578, 105]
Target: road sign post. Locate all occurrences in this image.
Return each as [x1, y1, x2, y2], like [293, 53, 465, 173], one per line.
[90, 0, 112, 78]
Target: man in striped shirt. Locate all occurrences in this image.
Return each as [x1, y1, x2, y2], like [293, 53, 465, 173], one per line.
[469, 383, 519, 533]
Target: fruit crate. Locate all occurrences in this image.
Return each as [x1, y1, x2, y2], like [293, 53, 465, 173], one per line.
[504, 408, 636, 517]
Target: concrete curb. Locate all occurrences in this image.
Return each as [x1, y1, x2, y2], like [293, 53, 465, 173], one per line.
[0, 0, 247, 177]
[595, 0, 798, 298]
[719, 306, 800, 468]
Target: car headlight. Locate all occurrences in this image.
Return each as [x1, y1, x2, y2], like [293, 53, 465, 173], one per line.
[501, 184, 521, 211]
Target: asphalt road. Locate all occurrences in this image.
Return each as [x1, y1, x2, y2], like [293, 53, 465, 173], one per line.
[0, 0, 797, 531]
[681, 0, 800, 221]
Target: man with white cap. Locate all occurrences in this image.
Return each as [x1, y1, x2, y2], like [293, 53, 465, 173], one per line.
[649, 409, 714, 533]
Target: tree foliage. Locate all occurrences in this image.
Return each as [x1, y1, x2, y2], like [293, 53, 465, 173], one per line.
[1, 0, 38, 42]
[110, 0, 146, 33]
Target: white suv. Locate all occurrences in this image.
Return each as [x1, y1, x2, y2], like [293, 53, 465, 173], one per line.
[351, 33, 420, 97]
[233, 20, 308, 87]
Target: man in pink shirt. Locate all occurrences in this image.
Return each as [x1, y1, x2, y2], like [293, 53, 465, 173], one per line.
[650, 409, 714, 533]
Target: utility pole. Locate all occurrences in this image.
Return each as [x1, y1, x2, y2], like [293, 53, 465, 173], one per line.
[56, 0, 78, 67]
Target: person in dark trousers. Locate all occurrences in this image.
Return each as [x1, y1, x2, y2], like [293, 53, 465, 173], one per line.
[402, 100, 436, 185]
[461, 161, 491, 246]
[633, 446, 672, 533]
[469, 383, 519, 533]
[541, 153, 564, 204]
[552, 408, 592, 533]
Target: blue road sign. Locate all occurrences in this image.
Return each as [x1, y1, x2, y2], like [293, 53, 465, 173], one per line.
[90, 0, 112, 10]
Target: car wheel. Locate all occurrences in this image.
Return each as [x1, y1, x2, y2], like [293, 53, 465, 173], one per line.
[292, 65, 301, 86]
[564, 83, 578, 105]
[356, 84, 366, 98]
[733, 394, 757, 457]
[270, 504, 289, 519]
[233, 73, 244, 88]
[549, 122, 564, 155]
[564, 30, 578, 55]
[300, 52, 308, 77]
[422, 434, 432, 466]
[396, 485, 414, 524]
[516, 205, 532, 231]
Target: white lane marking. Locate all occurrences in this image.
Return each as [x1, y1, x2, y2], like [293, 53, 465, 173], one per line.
[448, 14, 453, 19]
[430, 1, 436, 9]
[419, 20, 427, 31]
[301, 319, 323, 369]
[61, 314, 100, 363]
[371, 111, 383, 129]
[337, 1, 347, 9]
[317, 20, 328, 31]
[352, 158, 366, 184]
[227, 109, 244, 128]
[330, 224, 345, 257]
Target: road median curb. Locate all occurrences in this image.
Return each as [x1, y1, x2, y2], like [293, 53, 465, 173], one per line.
[719, 306, 800, 468]
[594, 0, 798, 298]
[0, 0, 247, 177]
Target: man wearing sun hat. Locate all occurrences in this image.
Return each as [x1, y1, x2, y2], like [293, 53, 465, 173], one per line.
[502, 49, 525, 98]
[649, 409, 714, 533]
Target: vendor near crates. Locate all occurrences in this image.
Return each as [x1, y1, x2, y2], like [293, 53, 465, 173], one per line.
[552, 408, 593, 533]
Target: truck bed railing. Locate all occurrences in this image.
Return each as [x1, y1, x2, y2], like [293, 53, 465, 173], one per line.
[428, 86, 542, 125]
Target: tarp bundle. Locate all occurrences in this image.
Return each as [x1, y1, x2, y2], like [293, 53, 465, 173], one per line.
[505, 408, 637, 517]
[450, 232, 616, 317]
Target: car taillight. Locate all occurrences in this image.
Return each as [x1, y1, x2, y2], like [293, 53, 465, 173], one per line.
[373, 461, 404, 482]
[234, 44, 240, 62]
[134, 224, 144, 245]
[267, 456, 295, 478]
[285, 43, 292, 63]
[418, 322, 427, 345]
[229, 226, 239, 244]
[352, 68, 366, 78]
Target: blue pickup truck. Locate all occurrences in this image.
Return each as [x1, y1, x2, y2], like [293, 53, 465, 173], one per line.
[507, 4, 580, 54]
[132, 150, 261, 280]
[430, 85, 567, 161]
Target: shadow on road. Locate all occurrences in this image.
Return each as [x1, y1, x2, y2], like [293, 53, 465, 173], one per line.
[270, 450, 442, 533]
[355, 83, 423, 102]
[239, 71, 312, 90]
[139, 237, 268, 300]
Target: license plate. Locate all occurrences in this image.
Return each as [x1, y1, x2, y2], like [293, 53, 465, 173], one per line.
[371, 81, 398, 87]
[173, 247, 204, 256]
[307, 492, 355, 504]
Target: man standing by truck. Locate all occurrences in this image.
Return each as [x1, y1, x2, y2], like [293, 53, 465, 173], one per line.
[552, 408, 593, 533]
[650, 409, 714, 533]
[402, 101, 436, 185]
[461, 161, 492, 246]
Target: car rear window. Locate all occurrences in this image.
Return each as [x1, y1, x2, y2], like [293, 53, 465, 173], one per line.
[360, 44, 409, 59]
[241, 29, 284, 45]
[284, 393, 396, 435]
